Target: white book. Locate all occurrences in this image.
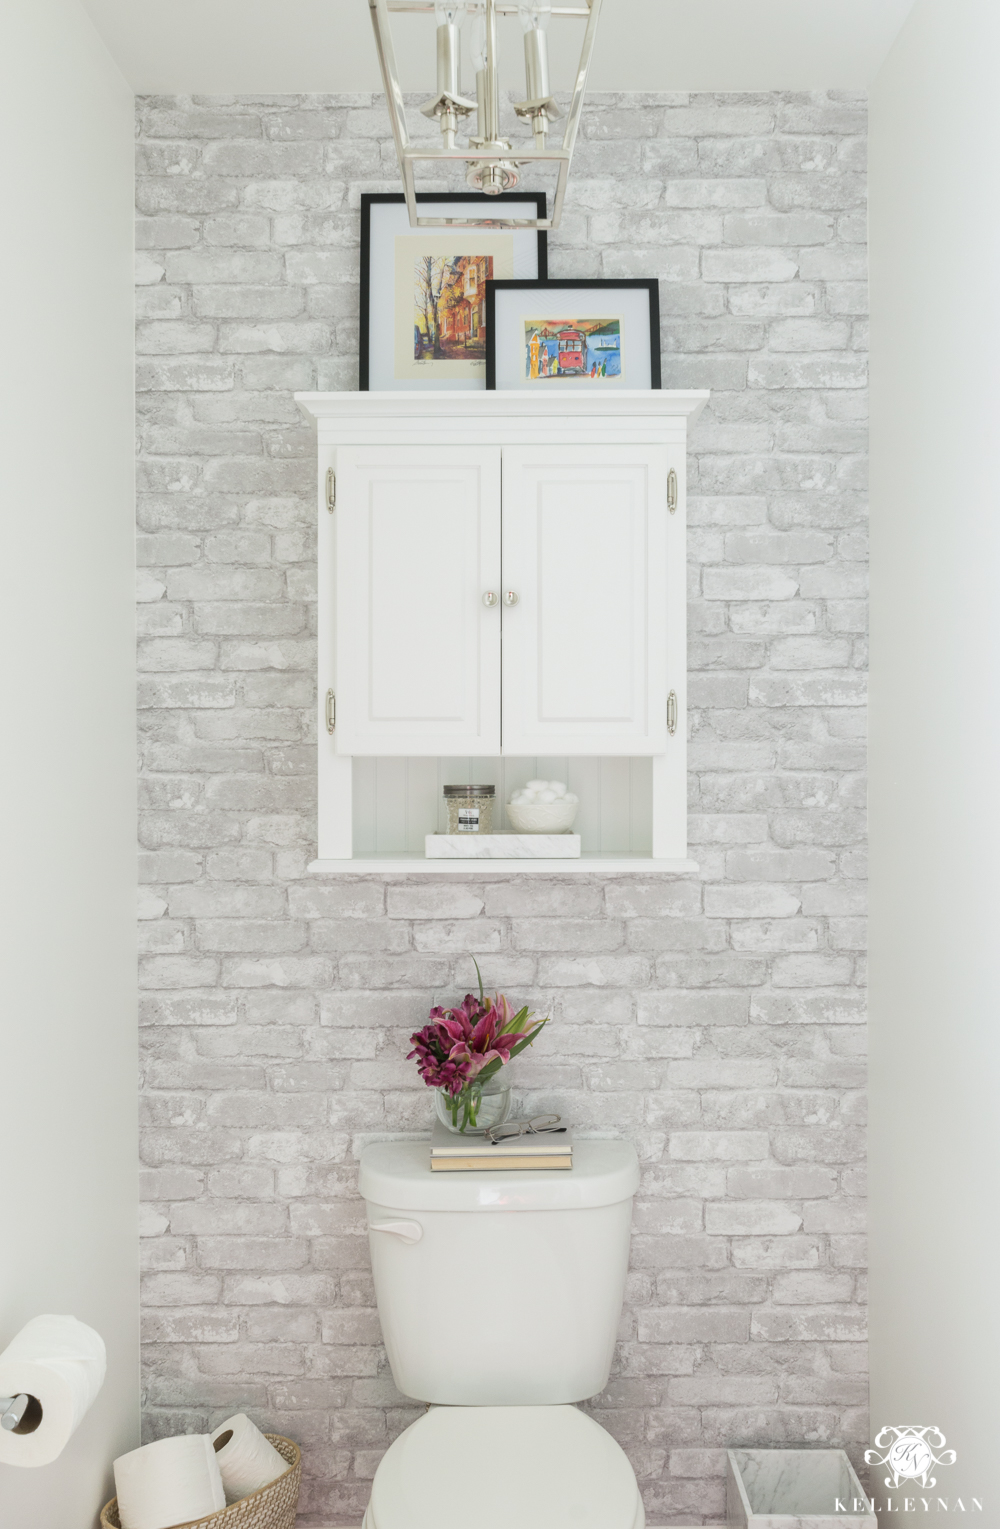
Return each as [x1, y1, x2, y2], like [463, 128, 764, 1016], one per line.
[429, 1118, 573, 1171]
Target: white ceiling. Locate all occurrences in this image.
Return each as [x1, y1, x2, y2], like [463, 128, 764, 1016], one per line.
[81, 0, 916, 96]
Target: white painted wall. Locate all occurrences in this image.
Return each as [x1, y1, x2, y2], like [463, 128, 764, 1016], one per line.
[80, 0, 915, 95]
[0, 1, 137, 1524]
[869, 0, 1000, 1513]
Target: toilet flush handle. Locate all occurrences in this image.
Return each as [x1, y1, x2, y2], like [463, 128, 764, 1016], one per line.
[369, 1219, 423, 1244]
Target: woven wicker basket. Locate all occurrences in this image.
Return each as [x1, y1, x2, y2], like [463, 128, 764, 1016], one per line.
[100, 1434, 301, 1529]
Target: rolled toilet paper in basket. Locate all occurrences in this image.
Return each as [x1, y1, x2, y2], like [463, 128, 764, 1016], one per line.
[0, 1314, 106, 1468]
[211, 1413, 287, 1503]
[114, 1434, 226, 1529]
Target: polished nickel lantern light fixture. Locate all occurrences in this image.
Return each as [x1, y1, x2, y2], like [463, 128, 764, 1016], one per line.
[367, 0, 602, 229]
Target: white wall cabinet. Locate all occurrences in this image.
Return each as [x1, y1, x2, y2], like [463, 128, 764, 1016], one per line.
[297, 391, 708, 873]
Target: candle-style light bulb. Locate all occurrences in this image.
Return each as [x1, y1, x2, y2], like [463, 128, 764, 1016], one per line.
[466, 0, 489, 143]
[463, 0, 518, 194]
[421, 0, 475, 149]
[434, 1, 462, 100]
[519, 0, 552, 102]
[515, 0, 555, 147]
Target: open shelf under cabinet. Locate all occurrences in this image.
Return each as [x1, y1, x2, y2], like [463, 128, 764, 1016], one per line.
[308, 854, 699, 876]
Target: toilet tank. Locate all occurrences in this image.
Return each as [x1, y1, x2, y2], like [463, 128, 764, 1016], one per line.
[358, 1139, 639, 1405]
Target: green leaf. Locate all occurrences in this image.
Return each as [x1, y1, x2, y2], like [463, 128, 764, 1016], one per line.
[505, 1018, 549, 1060]
[473, 957, 485, 1006]
[499, 1004, 531, 1036]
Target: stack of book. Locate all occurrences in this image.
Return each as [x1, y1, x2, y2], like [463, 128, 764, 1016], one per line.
[430, 1118, 573, 1172]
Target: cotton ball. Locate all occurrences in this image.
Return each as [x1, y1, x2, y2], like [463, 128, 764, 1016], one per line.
[538, 789, 557, 803]
[510, 790, 527, 805]
[563, 792, 578, 805]
[526, 779, 548, 792]
[547, 781, 566, 797]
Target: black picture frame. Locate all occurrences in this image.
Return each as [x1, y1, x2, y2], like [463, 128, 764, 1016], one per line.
[359, 193, 549, 391]
[484, 278, 662, 391]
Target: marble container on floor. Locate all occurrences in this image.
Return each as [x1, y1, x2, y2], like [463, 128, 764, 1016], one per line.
[727, 1449, 876, 1529]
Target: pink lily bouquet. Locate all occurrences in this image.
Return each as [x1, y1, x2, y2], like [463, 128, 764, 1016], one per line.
[408, 964, 548, 1133]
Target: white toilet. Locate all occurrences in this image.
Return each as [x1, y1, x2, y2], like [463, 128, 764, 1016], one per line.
[358, 1137, 643, 1529]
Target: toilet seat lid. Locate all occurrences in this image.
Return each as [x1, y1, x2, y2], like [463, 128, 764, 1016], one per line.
[368, 1405, 643, 1529]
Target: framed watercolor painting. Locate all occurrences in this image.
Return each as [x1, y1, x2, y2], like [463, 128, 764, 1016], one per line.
[485, 279, 661, 392]
[360, 193, 548, 392]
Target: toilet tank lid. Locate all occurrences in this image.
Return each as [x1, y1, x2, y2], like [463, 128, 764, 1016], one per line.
[359, 1138, 639, 1211]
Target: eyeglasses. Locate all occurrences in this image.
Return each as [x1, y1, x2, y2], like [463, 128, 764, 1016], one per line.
[485, 1114, 566, 1144]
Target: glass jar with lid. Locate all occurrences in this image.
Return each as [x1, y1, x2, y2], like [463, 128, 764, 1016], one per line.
[444, 784, 495, 834]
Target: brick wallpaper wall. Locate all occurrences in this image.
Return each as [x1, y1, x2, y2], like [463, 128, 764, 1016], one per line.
[136, 90, 869, 1527]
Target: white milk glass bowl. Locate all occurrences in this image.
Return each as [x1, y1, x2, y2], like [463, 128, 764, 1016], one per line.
[506, 799, 579, 834]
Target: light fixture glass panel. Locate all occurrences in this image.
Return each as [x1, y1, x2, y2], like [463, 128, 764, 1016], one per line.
[518, 1, 551, 32]
[467, 2, 487, 73]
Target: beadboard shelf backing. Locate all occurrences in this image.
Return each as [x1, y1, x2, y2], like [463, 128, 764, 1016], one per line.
[353, 756, 654, 856]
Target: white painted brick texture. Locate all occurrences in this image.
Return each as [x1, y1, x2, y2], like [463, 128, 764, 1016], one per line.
[136, 90, 868, 1527]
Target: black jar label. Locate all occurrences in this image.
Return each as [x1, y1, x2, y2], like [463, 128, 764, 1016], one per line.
[457, 808, 480, 832]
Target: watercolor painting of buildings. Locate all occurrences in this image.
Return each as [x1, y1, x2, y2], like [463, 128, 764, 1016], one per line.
[414, 254, 492, 361]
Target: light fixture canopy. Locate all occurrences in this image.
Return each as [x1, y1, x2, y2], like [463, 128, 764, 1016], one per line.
[367, 0, 603, 229]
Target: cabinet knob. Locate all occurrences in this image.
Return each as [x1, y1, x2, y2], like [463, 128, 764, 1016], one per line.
[482, 591, 499, 608]
[503, 590, 519, 607]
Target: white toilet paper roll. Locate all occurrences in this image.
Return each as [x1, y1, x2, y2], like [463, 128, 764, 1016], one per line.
[114, 1433, 226, 1529]
[0, 1314, 106, 1468]
[211, 1414, 287, 1503]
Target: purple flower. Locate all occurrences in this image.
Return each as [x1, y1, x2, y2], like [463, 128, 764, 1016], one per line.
[407, 988, 545, 1095]
[406, 1022, 474, 1096]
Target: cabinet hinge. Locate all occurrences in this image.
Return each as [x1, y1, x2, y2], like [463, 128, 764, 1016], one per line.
[667, 469, 678, 515]
[667, 690, 678, 735]
[325, 690, 336, 733]
[326, 468, 336, 513]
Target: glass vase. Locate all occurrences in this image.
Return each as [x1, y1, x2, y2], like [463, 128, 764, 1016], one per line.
[434, 1075, 512, 1134]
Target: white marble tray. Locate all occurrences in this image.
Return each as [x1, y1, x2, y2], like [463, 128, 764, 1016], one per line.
[727, 1449, 876, 1529]
[425, 832, 582, 859]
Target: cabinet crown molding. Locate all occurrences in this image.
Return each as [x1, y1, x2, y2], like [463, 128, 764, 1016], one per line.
[296, 389, 709, 428]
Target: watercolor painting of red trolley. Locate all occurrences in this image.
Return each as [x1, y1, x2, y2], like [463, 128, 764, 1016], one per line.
[555, 329, 588, 373]
[524, 319, 622, 380]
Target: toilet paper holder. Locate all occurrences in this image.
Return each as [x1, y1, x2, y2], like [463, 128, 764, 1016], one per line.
[0, 1393, 36, 1432]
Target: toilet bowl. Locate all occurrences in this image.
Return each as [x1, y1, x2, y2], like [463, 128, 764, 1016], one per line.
[362, 1404, 644, 1529]
[358, 1138, 642, 1529]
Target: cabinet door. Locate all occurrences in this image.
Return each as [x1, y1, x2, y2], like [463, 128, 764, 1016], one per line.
[335, 446, 501, 755]
[500, 445, 671, 755]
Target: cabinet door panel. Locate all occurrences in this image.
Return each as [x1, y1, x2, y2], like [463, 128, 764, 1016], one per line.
[336, 446, 501, 754]
[501, 446, 670, 755]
